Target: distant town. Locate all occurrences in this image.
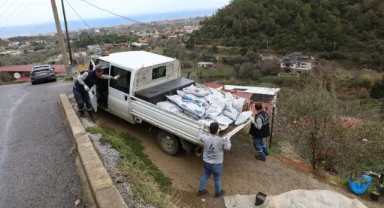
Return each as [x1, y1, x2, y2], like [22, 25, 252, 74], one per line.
[0, 17, 203, 60]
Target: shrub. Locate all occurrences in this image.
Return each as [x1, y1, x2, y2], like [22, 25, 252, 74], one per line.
[223, 54, 243, 65]
[212, 45, 218, 53]
[257, 61, 280, 75]
[181, 61, 192, 69]
[278, 72, 384, 175]
[370, 79, 384, 99]
[319, 52, 347, 60]
[199, 50, 217, 63]
[359, 88, 370, 99]
[233, 64, 241, 77]
[0, 72, 12, 82]
[239, 62, 262, 80]
[358, 74, 373, 89]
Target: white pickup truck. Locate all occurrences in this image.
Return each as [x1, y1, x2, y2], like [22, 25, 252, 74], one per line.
[89, 51, 251, 155]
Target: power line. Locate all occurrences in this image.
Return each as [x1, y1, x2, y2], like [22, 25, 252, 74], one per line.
[65, 0, 93, 30]
[64, 0, 104, 51]
[0, 0, 19, 21]
[0, 0, 10, 11]
[28, 20, 53, 36]
[79, 0, 145, 25]
[0, 0, 26, 32]
[65, 13, 80, 30]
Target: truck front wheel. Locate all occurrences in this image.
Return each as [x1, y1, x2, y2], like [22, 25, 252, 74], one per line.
[157, 131, 179, 156]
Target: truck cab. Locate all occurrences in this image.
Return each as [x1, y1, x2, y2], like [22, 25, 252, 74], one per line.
[90, 51, 180, 120]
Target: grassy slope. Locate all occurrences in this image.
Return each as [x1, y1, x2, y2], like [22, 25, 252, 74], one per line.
[87, 126, 179, 208]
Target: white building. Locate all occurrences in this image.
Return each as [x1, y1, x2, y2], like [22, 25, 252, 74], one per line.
[280, 54, 316, 73]
[197, 62, 215, 68]
[87, 44, 102, 53]
[131, 42, 148, 47]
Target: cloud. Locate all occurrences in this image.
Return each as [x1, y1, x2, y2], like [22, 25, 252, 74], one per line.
[0, 0, 230, 26]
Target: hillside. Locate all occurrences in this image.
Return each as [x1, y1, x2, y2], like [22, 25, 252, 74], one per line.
[187, 0, 384, 69]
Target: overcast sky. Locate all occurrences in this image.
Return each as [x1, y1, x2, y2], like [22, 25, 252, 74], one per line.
[0, 0, 230, 27]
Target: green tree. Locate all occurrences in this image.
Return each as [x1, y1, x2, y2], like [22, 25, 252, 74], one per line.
[370, 79, 384, 99]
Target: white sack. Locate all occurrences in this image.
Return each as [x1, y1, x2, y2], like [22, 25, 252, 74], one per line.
[182, 93, 208, 107]
[204, 94, 224, 104]
[206, 102, 226, 118]
[156, 101, 182, 114]
[216, 114, 234, 131]
[224, 190, 368, 208]
[180, 102, 206, 118]
[198, 118, 215, 128]
[209, 88, 224, 97]
[235, 111, 252, 125]
[223, 109, 239, 121]
[166, 95, 183, 106]
[183, 84, 210, 97]
[225, 92, 234, 99]
[233, 98, 246, 112]
[176, 90, 186, 97]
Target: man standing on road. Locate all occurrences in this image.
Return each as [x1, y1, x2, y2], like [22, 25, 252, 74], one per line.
[249, 103, 270, 161]
[197, 122, 231, 198]
[73, 66, 119, 121]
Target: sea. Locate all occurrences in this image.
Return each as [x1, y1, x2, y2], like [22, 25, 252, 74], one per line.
[0, 8, 217, 38]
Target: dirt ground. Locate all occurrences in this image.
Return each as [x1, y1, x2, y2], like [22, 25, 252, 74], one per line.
[95, 110, 382, 208]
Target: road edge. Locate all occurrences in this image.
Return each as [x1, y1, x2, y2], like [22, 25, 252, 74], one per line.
[59, 93, 128, 208]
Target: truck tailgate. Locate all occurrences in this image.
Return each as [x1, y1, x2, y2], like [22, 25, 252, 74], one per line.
[131, 97, 203, 145]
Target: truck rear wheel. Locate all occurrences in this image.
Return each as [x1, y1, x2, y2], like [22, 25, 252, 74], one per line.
[157, 131, 179, 156]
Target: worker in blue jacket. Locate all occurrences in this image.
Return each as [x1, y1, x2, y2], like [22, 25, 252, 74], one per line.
[73, 66, 119, 121]
[249, 103, 270, 161]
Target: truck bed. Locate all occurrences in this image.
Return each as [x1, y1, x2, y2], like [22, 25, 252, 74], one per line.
[130, 97, 251, 146]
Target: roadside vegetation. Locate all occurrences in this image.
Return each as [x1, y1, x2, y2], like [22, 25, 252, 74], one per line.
[87, 126, 181, 208]
[0, 72, 12, 82]
[275, 71, 384, 177]
[187, 0, 384, 70]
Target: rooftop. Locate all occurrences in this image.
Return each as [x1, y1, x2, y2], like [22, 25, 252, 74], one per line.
[99, 51, 175, 71]
[223, 85, 280, 96]
[0, 64, 65, 72]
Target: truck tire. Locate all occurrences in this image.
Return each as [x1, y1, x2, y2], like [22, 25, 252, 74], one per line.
[157, 131, 179, 156]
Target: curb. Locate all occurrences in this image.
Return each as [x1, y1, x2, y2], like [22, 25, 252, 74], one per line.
[59, 94, 127, 208]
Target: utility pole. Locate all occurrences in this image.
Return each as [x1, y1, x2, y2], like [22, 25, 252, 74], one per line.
[333, 42, 337, 51]
[50, 0, 70, 77]
[267, 40, 269, 51]
[61, 0, 73, 65]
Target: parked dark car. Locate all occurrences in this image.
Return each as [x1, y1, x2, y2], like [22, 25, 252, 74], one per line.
[31, 65, 56, 85]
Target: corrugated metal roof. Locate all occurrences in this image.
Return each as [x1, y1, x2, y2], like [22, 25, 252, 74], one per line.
[223, 85, 280, 95]
[0, 64, 65, 72]
[204, 83, 223, 89]
[99, 51, 175, 71]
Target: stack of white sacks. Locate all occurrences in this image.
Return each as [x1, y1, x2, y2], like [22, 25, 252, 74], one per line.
[156, 84, 252, 131]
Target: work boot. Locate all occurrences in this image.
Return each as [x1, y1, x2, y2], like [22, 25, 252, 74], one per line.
[89, 115, 96, 122]
[197, 190, 208, 196]
[255, 155, 266, 161]
[265, 152, 269, 156]
[79, 111, 85, 117]
[215, 189, 225, 197]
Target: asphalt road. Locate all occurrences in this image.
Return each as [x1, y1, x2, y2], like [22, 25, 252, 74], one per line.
[0, 81, 82, 208]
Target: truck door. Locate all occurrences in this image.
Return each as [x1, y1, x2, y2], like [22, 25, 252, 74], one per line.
[89, 59, 98, 112]
[108, 65, 132, 121]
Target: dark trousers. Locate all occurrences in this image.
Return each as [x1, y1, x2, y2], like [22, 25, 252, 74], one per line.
[73, 87, 93, 116]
